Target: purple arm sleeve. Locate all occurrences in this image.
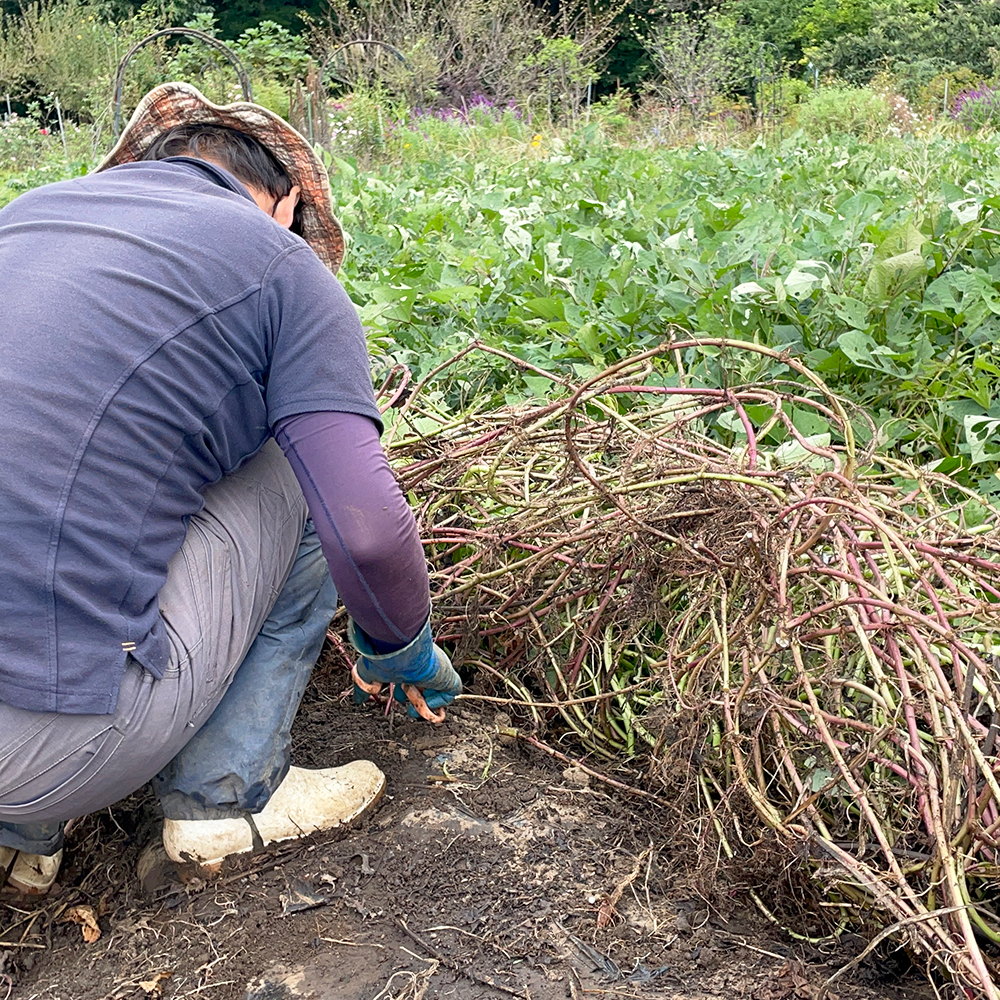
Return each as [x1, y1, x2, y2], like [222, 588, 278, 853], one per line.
[274, 410, 430, 649]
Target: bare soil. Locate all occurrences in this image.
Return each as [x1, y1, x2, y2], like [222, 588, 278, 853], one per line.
[1, 657, 938, 1000]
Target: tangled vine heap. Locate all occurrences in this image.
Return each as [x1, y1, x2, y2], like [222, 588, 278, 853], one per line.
[371, 339, 1000, 998]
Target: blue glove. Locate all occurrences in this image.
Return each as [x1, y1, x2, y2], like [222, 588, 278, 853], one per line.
[349, 617, 462, 720]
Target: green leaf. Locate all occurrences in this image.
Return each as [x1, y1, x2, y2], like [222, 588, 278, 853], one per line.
[964, 414, 1000, 465]
[948, 198, 981, 226]
[523, 297, 565, 321]
[523, 375, 554, 398]
[829, 294, 870, 331]
[836, 330, 875, 366]
[921, 270, 1000, 333]
[503, 225, 533, 259]
[716, 410, 748, 435]
[963, 498, 991, 528]
[329, 154, 356, 179]
[732, 280, 769, 301]
[773, 433, 833, 470]
[791, 407, 829, 437]
[561, 233, 607, 272]
[863, 250, 927, 306]
[874, 221, 924, 262]
[809, 767, 835, 793]
[837, 331, 906, 376]
[575, 322, 603, 358]
[782, 261, 831, 300]
[932, 456, 966, 476]
[425, 285, 480, 304]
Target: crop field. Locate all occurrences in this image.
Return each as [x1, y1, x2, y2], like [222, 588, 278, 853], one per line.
[5, 115, 1000, 999]
[314, 130, 1000, 496]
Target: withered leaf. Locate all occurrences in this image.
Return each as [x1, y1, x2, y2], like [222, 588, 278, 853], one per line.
[60, 904, 101, 943]
[137, 971, 172, 995]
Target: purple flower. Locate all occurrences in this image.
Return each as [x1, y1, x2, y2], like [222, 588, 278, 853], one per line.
[953, 84, 1000, 130]
[409, 96, 524, 126]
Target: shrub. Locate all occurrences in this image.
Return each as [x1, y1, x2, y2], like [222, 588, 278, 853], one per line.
[952, 84, 1000, 131]
[0, 0, 168, 123]
[642, 9, 749, 124]
[0, 108, 54, 172]
[916, 67, 981, 116]
[314, 0, 559, 107]
[165, 14, 309, 112]
[522, 36, 596, 124]
[869, 72, 917, 134]
[796, 85, 892, 139]
[891, 56, 951, 104]
[588, 90, 633, 135]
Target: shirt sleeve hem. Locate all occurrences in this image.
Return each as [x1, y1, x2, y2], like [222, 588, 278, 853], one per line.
[269, 398, 384, 434]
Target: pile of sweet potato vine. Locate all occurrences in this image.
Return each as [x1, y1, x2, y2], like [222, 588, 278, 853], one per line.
[366, 338, 1000, 998]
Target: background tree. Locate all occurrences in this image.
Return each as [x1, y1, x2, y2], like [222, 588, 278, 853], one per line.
[641, 5, 749, 120]
[813, 0, 1000, 90]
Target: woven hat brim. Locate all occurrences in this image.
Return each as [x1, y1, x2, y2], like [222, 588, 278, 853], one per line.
[96, 81, 344, 273]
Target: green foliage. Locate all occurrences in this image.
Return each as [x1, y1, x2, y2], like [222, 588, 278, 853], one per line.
[758, 76, 812, 123]
[316, 0, 553, 107]
[796, 85, 891, 139]
[326, 84, 394, 163]
[795, 0, 875, 49]
[589, 90, 634, 135]
[324, 88, 530, 168]
[0, 103, 89, 205]
[164, 13, 308, 111]
[233, 19, 309, 84]
[813, 0, 1000, 88]
[917, 68, 982, 117]
[727, 0, 803, 63]
[640, 7, 752, 121]
[313, 127, 1000, 495]
[10, 29, 1000, 495]
[207, 0, 325, 40]
[524, 36, 596, 124]
[0, 0, 170, 121]
[8, 0, 999, 110]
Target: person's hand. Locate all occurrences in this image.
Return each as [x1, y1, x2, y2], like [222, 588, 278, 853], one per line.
[349, 619, 461, 723]
[353, 644, 460, 722]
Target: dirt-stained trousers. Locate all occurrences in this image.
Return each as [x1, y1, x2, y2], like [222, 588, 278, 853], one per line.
[0, 439, 338, 856]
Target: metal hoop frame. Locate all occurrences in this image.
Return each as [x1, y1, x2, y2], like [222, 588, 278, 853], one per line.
[112, 28, 254, 138]
[754, 41, 783, 138]
[320, 39, 410, 89]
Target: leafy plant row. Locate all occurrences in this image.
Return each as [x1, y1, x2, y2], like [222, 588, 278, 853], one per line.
[323, 129, 1000, 499]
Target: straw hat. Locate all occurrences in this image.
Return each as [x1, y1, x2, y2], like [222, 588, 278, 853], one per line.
[96, 81, 344, 273]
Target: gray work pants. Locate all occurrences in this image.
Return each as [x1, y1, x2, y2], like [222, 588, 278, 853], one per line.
[0, 440, 337, 855]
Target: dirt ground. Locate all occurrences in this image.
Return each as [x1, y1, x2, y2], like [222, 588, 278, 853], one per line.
[1, 655, 940, 1000]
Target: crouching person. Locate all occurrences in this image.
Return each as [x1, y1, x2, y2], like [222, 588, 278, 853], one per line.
[0, 83, 460, 894]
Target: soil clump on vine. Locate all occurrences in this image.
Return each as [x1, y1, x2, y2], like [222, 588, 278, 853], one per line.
[2, 658, 935, 1000]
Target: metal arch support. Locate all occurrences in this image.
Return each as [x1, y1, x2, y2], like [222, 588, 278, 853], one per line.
[754, 41, 783, 137]
[112, 28, 254, 138]
[755, 41, 782, 83]
[320, 39, 411, 88]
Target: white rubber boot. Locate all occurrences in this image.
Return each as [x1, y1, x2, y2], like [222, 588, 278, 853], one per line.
[0, 846, 64, 895]
[162, 761, 386, 869]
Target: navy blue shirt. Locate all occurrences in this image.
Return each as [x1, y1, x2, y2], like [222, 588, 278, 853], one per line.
[0, 159, 382, 714]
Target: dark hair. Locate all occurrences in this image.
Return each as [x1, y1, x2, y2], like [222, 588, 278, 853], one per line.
[142, 124, 303, 235]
